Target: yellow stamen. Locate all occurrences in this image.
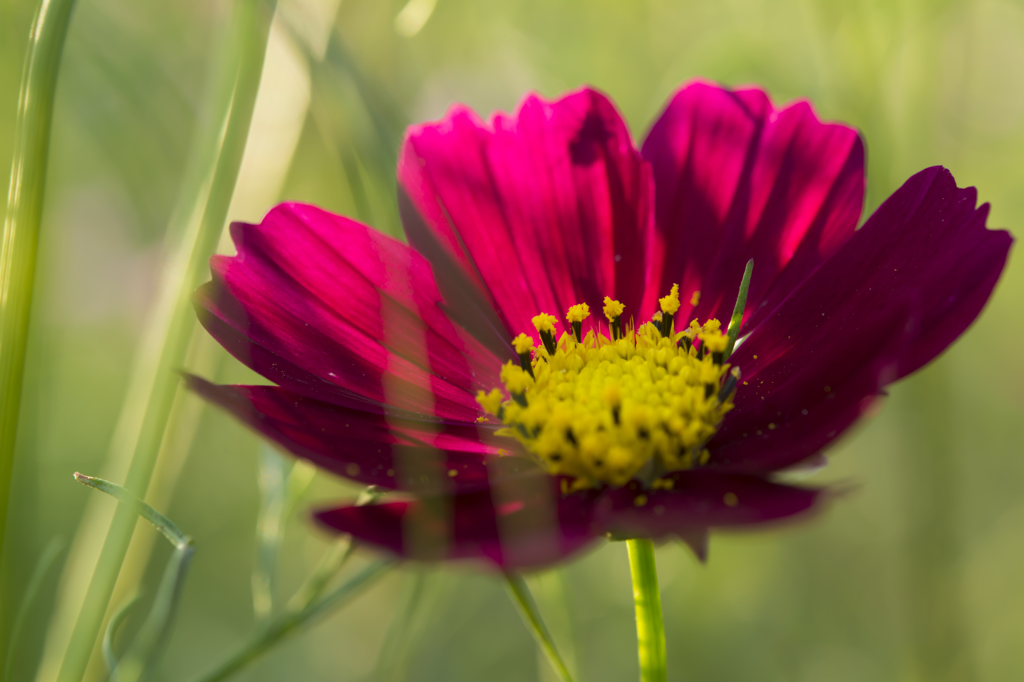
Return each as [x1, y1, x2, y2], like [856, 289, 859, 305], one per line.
[532, 313, 558, 335]
[602, 297, 625, 321]
[659, 284, 681, 315]
[484, 305, 736, 490]
[476, 388, 504, 416]
[566, 303, 591, 323]
[513, 333, 535, 355]
[690, 290, 701, 306]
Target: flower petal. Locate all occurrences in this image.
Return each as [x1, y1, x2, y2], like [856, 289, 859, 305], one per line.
[713, 166, 1013, 471]
[315, 478, 604, 569]
[398, 87, 654, 340]
[604, 471, 824, 539]
[641, 81, 864, 327]
[194, 204, 504, 422]
[187, 376, 538, 494]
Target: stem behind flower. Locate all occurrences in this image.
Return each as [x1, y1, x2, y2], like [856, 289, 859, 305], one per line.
[626, 539, 667, 682]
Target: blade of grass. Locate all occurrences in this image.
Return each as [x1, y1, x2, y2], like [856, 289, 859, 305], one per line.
[370, 570, 429, 682]
[504, 573, 575, 682]
[111, 544, 194, 682]
[723, 259, 753, 362]
[93, 5, 340, 664]
[101, 596, 138, 679]
[252, 447, 289, 623]
[50, 3, 278, 680]
[0, 0, 79, 588]
[72, 474, 187, 549]
[530, 570, 578, 682]
[192, 559, 395, 682]
[4, 537, 65, 682]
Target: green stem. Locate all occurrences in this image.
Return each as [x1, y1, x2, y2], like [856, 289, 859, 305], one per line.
[0, 0, 78, 593]
[626, 539, 666, 682]
[504, 573, 575, 682]
[53, 2, 277, 680]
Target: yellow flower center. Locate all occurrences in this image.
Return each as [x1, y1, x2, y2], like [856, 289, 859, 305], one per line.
[477, 286, 740, 491]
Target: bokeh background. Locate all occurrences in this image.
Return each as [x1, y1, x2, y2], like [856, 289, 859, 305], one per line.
[2, 0, 1023, 680]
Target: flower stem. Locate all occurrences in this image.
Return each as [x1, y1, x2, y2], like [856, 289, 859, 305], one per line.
[0, 0, 78, 597]
[504, 573, 575, 682]
[626, 539, 667, 682]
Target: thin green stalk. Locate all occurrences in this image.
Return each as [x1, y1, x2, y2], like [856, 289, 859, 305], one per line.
[286, 487, 381, 613]
[723, 259, 753, 362]
[252, 447, 289, 622]
[626, 539, 666, 682]
[504, 573, 575, 682]
[4, 537, 65, 682]
[0, 0, 78, 585]
[371, 570, 429, 682]
[54, 2, 277, 680]
[192, 559, 394, 682]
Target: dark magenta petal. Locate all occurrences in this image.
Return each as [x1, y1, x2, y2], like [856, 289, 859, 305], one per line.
[187, 376, 538, 494]
[398, 87, 654, 340]
[641, 81, 864, 326]
[194, 204, 504, 422]
[604, 471, 824, 539]
[315, 477, 604, 569]
[713, 166, 1013, 471]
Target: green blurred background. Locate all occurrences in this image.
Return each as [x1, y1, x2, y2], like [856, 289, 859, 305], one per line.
[2, 0, 1023, 680]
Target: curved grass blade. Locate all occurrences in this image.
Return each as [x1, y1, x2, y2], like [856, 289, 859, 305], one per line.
[110, 545, 194, 682]
[101, 596, 139, 679]
[0, 0, 79, 587]
[73, 474, 187, 549]
[73, 474, 193, 682]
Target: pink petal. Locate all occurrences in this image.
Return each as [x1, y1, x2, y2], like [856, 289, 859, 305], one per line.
[188, 376, 537, 494]
[315, 478, 604, 569]
[194, 204, 504, 422]
[398, 87, 654, 340]
[712, 166, 1012, 471]
[604, 471, 824, 538]
[641, 81, 864, 327]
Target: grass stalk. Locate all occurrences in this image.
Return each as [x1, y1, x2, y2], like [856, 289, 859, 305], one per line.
[49, 2, 278, 680]
[0, 0, 79, 593]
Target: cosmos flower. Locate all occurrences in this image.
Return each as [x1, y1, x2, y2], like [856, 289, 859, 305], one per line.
[190, 81, 1011, 569]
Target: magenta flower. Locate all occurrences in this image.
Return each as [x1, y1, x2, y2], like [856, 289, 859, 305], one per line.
[191, 81, 1011, 570]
